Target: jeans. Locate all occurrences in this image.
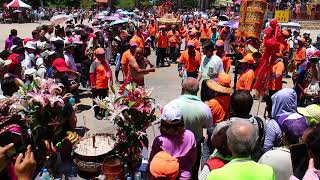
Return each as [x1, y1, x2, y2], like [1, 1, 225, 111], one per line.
[156, 48, 166, 65]
[192, 141, 202, 180]
[169, 46, 178, 62]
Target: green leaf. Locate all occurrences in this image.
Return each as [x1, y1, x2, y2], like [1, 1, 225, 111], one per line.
[110, 85, 116, 95]
[128, 101, 136, 108]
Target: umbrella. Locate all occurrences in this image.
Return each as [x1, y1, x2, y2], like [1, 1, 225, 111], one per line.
[218, 15, 229, 21]
[50, 14, 72, 26]
[6, 0, 31, 9]
[120, 11, 135, 16]
[218, 21, 239, 28]
[94, 12, 107, 19]
[104, 15, 122, 21]
[110, 18, 130, 26]
[102, 11, 109, 15]
[112, 13, 123, 17]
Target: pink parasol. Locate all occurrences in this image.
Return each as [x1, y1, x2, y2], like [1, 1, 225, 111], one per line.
[6, 0, 31, 9]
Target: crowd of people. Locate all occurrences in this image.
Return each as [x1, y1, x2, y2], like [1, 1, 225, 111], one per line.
[0, 6, 320, 180]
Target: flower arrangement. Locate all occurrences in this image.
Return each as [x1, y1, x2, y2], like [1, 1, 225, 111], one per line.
[0, 77, 75, 156]
[94, 84, 158, 162]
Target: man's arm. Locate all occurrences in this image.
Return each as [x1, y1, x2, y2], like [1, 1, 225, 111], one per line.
[129, 57, 155, 74]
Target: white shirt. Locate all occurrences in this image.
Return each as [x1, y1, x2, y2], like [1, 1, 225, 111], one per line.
[199, 54, 224, 80]
[64, 53, 77, 80]
[258, 147, 293, 180]
[22, 52, 35, 70]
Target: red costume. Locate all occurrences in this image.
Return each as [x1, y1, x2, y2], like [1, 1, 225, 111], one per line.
[254, 20, 286, 95]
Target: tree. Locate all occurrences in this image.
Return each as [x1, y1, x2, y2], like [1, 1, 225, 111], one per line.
[80, 0, 92, 9]
[140, 0, 151, 8]
[182, 0, 197, 8]
[116, 0, 135, 9]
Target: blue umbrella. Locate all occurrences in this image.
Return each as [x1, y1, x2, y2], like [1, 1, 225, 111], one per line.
[110, 18, 130, 26]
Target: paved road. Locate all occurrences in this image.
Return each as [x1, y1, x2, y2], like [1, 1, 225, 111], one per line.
[0, 21, 299, 142]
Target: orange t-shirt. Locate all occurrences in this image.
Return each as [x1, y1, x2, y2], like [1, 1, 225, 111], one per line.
[121, 50, 134, 77]
[222, 56, 231, 73]
[179, 50, 201, 72]
[193, 38, 201, 50]
[200, 27, 212, 39]
[207, 96, 231, 124]
[294, 47, 306, 62]
[131, 35, 144, 48]
[148, 24, 157, 36]
[236, 69, 255, 91]
[269, 60, 285, 90]
[156, 33, 168, 48]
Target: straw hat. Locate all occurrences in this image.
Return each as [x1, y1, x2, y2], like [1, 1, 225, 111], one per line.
[240, 54, 255, 64]
[206, 73, 234, 94]
[298, 104, 320, 124]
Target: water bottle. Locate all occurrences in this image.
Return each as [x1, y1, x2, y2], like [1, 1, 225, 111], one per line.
[134, 171, 142, 180]
[69, 97, 75, 106]
[41, 168, 51, 180]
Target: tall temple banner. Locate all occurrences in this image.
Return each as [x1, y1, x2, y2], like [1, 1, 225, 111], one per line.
[238, 0, 267, 39]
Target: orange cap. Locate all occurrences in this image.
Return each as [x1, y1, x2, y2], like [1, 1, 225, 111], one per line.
[282, 30, 290, 37]
[150, 151, 179, 179]
[240, 54, 255, 64]
[216, 40, 224, 47]
[95, 48, 105, 55]
[216, 73, 231, 87]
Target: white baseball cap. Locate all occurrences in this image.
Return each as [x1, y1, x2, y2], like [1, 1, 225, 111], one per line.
[160, 103, 183, 124]
[25, 41, 37, 50]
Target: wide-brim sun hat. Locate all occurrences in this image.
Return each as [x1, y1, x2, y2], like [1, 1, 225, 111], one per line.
[206, 73, 234, 94]
[298, 104, 320, 124]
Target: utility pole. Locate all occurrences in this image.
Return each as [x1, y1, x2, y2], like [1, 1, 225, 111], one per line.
[135, 0, 140, 9]
[39, 0, 44, 8]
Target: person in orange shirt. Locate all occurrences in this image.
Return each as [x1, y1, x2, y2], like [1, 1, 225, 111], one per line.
[199, 21, 212, 45]
[294, 37, 307, 63]
[266, 53, 285, 118]
[177, 41, 201, 79]
[215, 40, 231, 73]
[130, 28, 144, 49]
[167, 25, 181, 63]
[121, 41, 137, 78]
[206, 73, 234, 125]
[156, 26, 169, 67]
[89, 48, 113, 120]
[236, 54, 256, 91]
[187, 29, 200, 51]
[148, 19, 157, 49]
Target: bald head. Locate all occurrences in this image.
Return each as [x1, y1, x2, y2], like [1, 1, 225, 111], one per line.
[182, 77, 199, 95]
[227, 120, 258, 157]
[136, 47, 143, 54]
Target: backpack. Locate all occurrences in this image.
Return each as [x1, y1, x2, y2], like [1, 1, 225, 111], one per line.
[250, 116, 265, 162]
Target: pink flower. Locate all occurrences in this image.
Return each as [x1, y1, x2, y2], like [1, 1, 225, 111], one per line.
[27, 92, 49, 107]
[47, 95, 64, 108]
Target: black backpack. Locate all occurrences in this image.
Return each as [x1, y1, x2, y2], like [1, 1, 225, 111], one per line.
[251, 116, 265, 162]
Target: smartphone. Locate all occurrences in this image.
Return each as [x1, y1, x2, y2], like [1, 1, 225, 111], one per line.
[290, 143, 309, 179]
[0, 132, 25, 159]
